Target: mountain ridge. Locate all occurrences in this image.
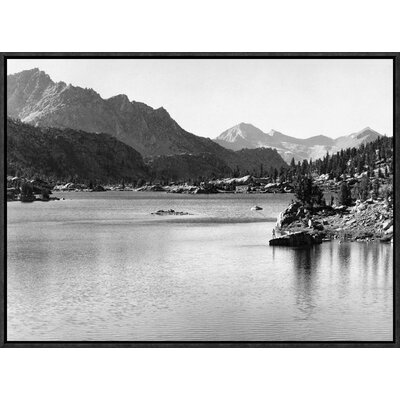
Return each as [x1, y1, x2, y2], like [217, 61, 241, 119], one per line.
[7, 69, 288, 181]
[214, 123, 384, 162]
[7, 68, 230, 159]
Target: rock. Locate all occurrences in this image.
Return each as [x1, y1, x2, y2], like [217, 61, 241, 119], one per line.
[382, 220, 393, 230]
[276, 201, 302, 228]
[151, 209, 191, 216]
[357, 203, 367, 211]
[355, 232, 374, 240]
[194, 186, 219, 194]
[385, 225, 393, 235]
[269, 231, 322, 247]
[137, 184, 165, 192]
[313, 223, 324, 231]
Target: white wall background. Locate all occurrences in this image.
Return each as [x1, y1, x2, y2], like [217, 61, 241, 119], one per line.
[1, 1, 398, 399]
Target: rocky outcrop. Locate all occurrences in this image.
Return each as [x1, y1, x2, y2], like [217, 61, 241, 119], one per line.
[137, 184, 165, 192]
[276, 201, 302, 229]
[275, 197, 393, 243]
[269, 231, 323, 246]
[165, 184, 219, 194]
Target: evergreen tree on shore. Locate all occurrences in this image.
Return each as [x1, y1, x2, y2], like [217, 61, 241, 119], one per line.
[338, 182, 352, 206]
[294, 177, 324, 207]
[280, 136, 392, 182]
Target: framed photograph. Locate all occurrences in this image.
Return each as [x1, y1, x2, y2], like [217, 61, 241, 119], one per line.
[1, 53, 398, 347]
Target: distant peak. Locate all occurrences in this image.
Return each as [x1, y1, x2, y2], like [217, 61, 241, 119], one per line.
[349, 126, 381, 139]
[268, 129, 282, 136]
[25, 67, 40, 74]
[107, 93, 130, 102]
[9, 68, 54, 85]
[363, 126, 372, 131]
[155, 107, 171, 117]
[232, 122, 262, 131]
[358, 127, 378, 134]
[24, 67, 40, 73]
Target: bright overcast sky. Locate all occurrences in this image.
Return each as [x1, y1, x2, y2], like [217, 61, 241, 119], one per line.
[7, 58, 393, 139]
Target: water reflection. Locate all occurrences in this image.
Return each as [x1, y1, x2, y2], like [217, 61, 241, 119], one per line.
[337, 243, 351, 289]
[292, 246, 321, 318]
[7, 193, 393, 341]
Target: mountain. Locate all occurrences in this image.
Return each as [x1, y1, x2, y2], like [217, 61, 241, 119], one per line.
[7, 118, 148, 183]
[215, 123, 268, 151]
[148, 153, 232, 182]
[221, 147, 287, 175]
[148, 147, 287, 181]
[214, 123, 383, 163]
[333, 127, 383, 150]
[7, 69, 237, 158]
[7, 69, 288, 180]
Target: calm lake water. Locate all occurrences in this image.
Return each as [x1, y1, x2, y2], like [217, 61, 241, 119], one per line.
[7, 192, 393, 341]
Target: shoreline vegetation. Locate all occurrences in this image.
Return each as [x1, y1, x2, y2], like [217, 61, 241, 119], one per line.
[7, 171, 393, 245]
[270, 171, 393, 246]
[7, 132, 393, 246]
[270, 196, 393, 246]
[6, 174, 297, 201]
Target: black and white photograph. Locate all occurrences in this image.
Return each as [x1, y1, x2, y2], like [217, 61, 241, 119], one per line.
[3, 56, 396, 344]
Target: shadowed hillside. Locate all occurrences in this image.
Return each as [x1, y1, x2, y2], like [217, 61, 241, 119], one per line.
[7, 118, 149, 183]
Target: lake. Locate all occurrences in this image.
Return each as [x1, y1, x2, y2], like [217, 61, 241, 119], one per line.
[7, 192, 393, 341]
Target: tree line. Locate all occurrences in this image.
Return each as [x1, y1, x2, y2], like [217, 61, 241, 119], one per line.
[290, 136, 393, 208]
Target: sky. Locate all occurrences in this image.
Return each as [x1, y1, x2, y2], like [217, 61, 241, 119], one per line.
[7, 58, 393, 139]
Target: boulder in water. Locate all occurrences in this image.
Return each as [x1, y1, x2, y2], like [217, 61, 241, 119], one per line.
[151, 209, 192, 216]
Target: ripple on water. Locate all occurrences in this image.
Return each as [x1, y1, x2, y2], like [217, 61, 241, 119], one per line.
[7, 192, 393, 341]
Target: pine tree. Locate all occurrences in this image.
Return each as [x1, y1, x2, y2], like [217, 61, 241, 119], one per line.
[372, 179, 380, 199]
[294, 177, 324, 207]
[338, 181, 352, 206]
[273, 168, 278, 182]
[359, 175, 370, 201]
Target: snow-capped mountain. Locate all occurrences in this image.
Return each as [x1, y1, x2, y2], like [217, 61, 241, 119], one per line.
[214, 123, 384, 162]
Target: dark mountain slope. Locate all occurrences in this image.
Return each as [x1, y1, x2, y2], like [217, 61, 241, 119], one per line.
[7, 118, 149, 183]
[147, 147, 288, 181]
[148, 153, 232, 182]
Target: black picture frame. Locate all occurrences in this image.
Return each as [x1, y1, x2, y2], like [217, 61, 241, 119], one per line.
[1, 52, 398, 348]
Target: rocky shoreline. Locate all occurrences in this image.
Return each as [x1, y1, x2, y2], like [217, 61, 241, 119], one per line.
[270, 198, 393, 246]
